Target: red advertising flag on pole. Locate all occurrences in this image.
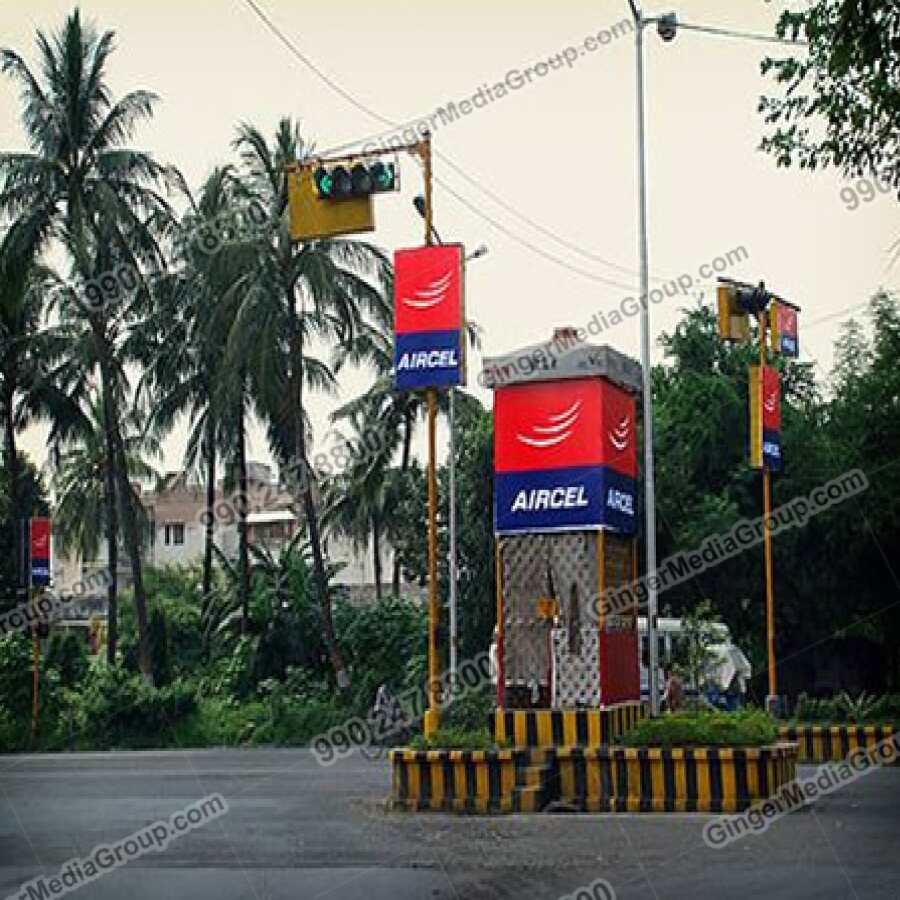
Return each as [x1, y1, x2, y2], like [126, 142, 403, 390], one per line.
[394, 244, 466, 390]
[29, 517, 51, 587]
[761, 367, 782, 471]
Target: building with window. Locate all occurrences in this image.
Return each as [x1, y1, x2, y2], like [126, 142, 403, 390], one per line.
[51, 461, 394, 601]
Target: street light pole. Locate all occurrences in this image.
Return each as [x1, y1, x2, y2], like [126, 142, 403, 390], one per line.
[629, 0, 661, 716]
[411, 194, 487, 697]
[448, 388, 458, 692]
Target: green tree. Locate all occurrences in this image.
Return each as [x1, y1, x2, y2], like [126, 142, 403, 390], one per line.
[0, 223, 47, 590]
[225, 118, 391, 689]
[51, 391, 158, 662]
[140, 167, 239, 603]
[0, 10, 182, 682]
[0, 453, 49, 610]
[671, 599, 721, 692]
[760, 0, 899, 192]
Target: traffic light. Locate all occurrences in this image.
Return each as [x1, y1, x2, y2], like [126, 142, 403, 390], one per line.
[313, 160, 398, 200]
[717, 284, 751, 343]
[287, 164, 374, 242]
[735, 282, 771, 317]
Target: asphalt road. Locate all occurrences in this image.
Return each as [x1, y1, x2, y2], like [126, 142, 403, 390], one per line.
[1, 749, 899, 900]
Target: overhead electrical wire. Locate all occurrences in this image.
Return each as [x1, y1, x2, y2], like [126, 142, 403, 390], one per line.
[240, 0, 653, 292]
[239, 0, 811, 295]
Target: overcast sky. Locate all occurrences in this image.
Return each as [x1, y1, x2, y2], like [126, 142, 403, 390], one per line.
[4, 0, 898, 477]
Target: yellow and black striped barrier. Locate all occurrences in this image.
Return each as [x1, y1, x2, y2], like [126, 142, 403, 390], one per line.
[490, 702, 648, 750]
[553, 743, 799, 813]
[388, 749, 552, 813]
[779, 724, 898, 766]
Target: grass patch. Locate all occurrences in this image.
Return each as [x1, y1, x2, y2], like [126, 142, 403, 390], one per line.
[620, 709, 778, 748]
[407, 726, 497, 751]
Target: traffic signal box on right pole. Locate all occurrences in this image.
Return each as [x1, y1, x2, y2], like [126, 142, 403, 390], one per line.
[717, 279, 800, 715]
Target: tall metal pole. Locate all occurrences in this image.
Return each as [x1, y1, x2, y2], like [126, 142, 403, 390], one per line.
[31, 587, 39, 740]
[631, 2, 660, 715]
[448, 388, 458, 693]
[421, 133, 441, 739]
[758, 311, 777, 708]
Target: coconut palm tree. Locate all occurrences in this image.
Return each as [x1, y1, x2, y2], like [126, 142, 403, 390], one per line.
[224, 118, 391, 689]
[0, 9, 182, 681]
[0, 222, 46, 590]
[332, 310, 482, 593]
[140, 167, 238, 602]
[51, 391, 159, 662]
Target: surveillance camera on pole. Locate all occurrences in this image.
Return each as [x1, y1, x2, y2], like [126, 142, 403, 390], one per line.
[657, 13, 677, 42]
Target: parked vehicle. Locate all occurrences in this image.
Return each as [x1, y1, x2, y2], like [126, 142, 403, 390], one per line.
[639, 616, 752, 709]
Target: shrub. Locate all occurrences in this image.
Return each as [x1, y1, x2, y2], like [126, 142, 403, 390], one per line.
[444, 684, 494, 733]
[252, 674, 348, 746]
[408, 726, 496, 751]
[72, 666, 196, 748]
[333, 596, 427, 715]
[0, 634, 66, 750]
[620, 709, 777, 748]
[167, 698, 266, 747]
[46, 631, 89, 687]
[0, 633, 36, 718]
[793, 692, 900, 724]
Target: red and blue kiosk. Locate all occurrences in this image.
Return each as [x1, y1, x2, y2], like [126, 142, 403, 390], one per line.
[483, 329, 647, 743]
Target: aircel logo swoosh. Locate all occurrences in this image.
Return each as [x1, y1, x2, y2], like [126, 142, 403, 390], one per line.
[608, 414, 631, 452]
[401, 270, 453, 309]
[515, 400, 582, 449]
[764, 391, 778, 414]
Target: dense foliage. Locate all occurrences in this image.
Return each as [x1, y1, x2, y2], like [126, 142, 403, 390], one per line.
[1, 7, 899, 754]
[651, 294, 900, 698]
[760, 0, 900, 192]
[620, 710, 778, 748]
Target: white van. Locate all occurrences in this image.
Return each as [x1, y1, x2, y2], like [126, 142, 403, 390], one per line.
[639, 616, 752, 706]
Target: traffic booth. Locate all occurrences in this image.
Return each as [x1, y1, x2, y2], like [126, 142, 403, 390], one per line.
[483, 329, 644, 714]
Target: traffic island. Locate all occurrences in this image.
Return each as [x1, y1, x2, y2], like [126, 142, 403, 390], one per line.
[388, 748, 553, 813]
[489, 702, 647, 749]
[551, 743, 799, 813]
[387, 739, 800, 814]
[779, 723, 898, 765]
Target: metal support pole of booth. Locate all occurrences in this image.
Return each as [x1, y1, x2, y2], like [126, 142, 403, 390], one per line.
[758, 310, 777, 704]
[419, 134, 442, 740]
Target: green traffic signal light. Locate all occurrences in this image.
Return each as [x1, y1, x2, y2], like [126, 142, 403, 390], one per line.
[313, 159, 398, 200]
[370, 161, 395, 191]
[314, 166, 334, 198]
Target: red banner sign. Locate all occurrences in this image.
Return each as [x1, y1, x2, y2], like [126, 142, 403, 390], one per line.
[30, 517, 51, 587]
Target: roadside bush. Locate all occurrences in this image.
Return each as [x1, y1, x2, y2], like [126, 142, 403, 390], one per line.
[0, 633, 35, 718]
[198, 635, 258, 700]
[73, 666, 196, 748]
[0, 634, 66, 751]
[408, 727, 495, 751]
[252, 673, 348, 746]
[45, 631, 89, 687]
[167, 697, 266, 747]
[620, 709, 777, 747]
[793, 691, 900, 724]
[444, 684, 494, 733]
[333, 595, 427, 715]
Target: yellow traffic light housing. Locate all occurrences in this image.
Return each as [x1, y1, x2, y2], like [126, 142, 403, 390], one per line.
[287, 163, 374, 242]
[717, 284, 751, 343]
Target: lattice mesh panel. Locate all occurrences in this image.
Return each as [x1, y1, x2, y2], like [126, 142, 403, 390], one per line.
[552, 626, 601, 707]
[501, 533, 599, 693]
[501, 534, 552, 687]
